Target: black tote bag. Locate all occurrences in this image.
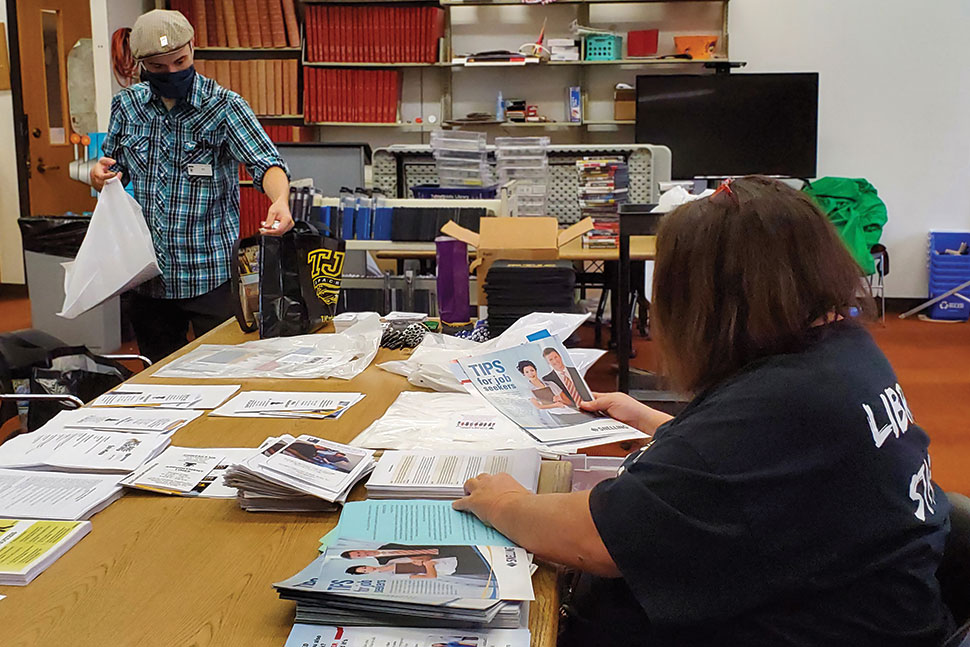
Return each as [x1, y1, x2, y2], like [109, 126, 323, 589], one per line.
[256, 222, 346, 338]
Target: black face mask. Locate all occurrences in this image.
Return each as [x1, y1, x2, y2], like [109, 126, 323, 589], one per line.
[140, 65, 196, 100]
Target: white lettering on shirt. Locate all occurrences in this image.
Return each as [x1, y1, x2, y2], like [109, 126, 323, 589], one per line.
[862, 383, 914, 448]
[909, 456, 937, 522]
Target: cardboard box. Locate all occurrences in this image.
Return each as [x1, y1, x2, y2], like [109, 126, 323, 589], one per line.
[614, 88, 636, 121]
[441, 217, 593, 305]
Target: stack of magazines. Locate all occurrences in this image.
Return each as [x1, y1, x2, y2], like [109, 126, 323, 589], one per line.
[223, 435, 376, 512]
[365, 449, 541, 500]
[278, 500, 535, 631]
[577, 157, 630, 249]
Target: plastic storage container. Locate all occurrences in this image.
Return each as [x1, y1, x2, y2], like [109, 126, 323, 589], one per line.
[584, 34, 622, 61]
[410, 184, 499, 199]
[927, 230, 970, 320]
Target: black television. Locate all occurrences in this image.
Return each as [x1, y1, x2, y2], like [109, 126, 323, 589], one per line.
[635, 73, 819, 180]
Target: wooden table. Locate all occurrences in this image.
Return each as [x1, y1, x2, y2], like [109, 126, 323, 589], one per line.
[0, 321, 564, 647]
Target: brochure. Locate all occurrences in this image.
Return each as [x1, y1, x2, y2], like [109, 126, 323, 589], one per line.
[365, 449, 541, 500]
[210, 391, 365, 420]
[283, 624, 531, 647]
[120, 446, 257, 496]
[277, 545, 534, 601]
[89, 384, 240, 410]
[0, 429, 170, 474]
[56, 408, 203, 434]
[0, 469, 123, 520]
[0, 519, 92, 585]
[454, 331, 645, 446]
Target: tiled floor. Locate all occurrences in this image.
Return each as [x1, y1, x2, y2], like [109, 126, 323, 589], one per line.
[2, 285, 968, 492]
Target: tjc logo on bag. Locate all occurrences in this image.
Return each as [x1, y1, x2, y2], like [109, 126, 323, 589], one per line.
[307, 248, 345, 307]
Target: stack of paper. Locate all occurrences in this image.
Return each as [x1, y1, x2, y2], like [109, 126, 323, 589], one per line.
[210, 391, 365, 420]
[284, 625, 530, 647]
[365, 449, 541, 500]
[89, 384, 240, 409]
[223, 435, 376, 512]
[0, 429, 170, 474]
[54, 408, 203, 434]
[278, 500, 533, 629]
[0, 519, 92, 585]
[120, 446, 259, 498]
[0, 469, 123, 520]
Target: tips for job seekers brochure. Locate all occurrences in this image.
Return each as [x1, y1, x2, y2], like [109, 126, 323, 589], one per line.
[454, 330, 644, 446]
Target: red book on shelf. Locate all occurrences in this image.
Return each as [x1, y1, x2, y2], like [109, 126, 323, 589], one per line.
[302, 67, 312, 122]
[212, 0, 227, 47]
[310, 5, 320, 61]
[256, 0, 273, 48]
[370, 7, 379, 63]
[331, 5, 340, 62]
[353, 8, 362, 63]
[377, 7, 386, 63]
[409, 8, 418, 62]
[316, 5, 325, 62]
[341, 6, 351, 63]
[235, 0, 251, 48]
[370, 70, 380, 123]
[348, 70, 356, 122]
[417, 8, 426, 63]
[315, 68, 323, 123]
[326, 68, 335, 122]
[192, 0, 208, 48]
[245, 0, 262, 48]
[203, 0, 217, 47]
[221, 0, 239, 48]
[269, 0, 287, 48]
[390, 70, 400, 123]
[342, 70, 350, 122]
[281, 0, 300, 48]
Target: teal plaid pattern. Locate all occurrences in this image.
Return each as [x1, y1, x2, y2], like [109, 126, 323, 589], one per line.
[102, 73, 287, 299]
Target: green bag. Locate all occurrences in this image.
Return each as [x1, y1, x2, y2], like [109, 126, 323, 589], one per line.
[803, 177, 887, 275]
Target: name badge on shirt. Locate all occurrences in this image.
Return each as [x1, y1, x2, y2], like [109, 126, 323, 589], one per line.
[187, 163, 213, 177]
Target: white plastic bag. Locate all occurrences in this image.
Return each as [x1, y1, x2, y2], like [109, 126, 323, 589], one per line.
[58, 177, 160, 319]
[378, 312, 605, 392]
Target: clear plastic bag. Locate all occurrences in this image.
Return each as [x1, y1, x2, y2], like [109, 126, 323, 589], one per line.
[58, 177, 160, 319]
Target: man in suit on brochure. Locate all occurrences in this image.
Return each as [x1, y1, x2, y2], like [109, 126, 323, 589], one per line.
[541, 348, 592, 409]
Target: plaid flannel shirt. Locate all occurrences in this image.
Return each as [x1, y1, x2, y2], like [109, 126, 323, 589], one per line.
[102, 73, 288, 299]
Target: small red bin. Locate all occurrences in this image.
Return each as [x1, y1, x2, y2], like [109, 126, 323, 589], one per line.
[628, 29, 659, 57]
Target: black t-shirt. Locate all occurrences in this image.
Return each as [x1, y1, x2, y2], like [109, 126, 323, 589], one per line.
[587, 322, 952, 647]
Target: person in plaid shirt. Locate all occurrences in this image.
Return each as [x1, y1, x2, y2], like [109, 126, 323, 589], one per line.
[91, 10, 292, 361]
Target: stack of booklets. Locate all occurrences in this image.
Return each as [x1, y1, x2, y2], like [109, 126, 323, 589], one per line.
[304, 68, 400, 124]
[42, 407, 202, 435]
[283, 625, 530, 647]
[0, 469, 123, 520]
[365, 448, 541, 500]
[452, 330, 648, 452]
[169, 0, 300, 49]
[0, 426, 170, 474]
[223, 435, 376, 512]
[0, 519, 92, 585]
[120, 446, 259, 498]
[484, 260, 576, 336]
[577, 157, 630, 249]
[277, 500, 534, 630]
[210, 391, 365, 420]
[195, 59, 298, 117]
[304, 5, 444, 63]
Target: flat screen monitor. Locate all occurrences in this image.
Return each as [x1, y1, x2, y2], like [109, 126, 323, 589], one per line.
[635, 73, 819, 179]
[274, 142, 371, 196]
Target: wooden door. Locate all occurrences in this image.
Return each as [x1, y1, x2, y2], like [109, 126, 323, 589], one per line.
[16, 0, 96, 215]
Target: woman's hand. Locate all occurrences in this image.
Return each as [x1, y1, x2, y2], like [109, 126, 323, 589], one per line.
[452, 473, 530, 527]
[581, 392, 673, 434]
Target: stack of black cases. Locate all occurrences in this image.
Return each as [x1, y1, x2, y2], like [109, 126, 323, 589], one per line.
[484, 260, 576, 335]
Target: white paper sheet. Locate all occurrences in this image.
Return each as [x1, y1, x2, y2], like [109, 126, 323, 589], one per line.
[121, 447, 257, 497]
[367, 449, 541, 497]
[284, 625, 530, 647]
[210, 391, 364, 420]
[0, 469, 123, 520]
[89, 384, 240, 410]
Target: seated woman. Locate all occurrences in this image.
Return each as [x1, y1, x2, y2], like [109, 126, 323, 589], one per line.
[453, 176, 953, 647]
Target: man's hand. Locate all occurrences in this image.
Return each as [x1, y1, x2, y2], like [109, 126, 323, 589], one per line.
[580, 391, 673, 434]
[90, 157, 118, 191]
[452, 473, 530, 527]
[261, 197, 294, 236]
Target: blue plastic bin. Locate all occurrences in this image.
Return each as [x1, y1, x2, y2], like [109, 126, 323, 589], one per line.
[410, 184, 498, 200]
[927, 230, 970, 320]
